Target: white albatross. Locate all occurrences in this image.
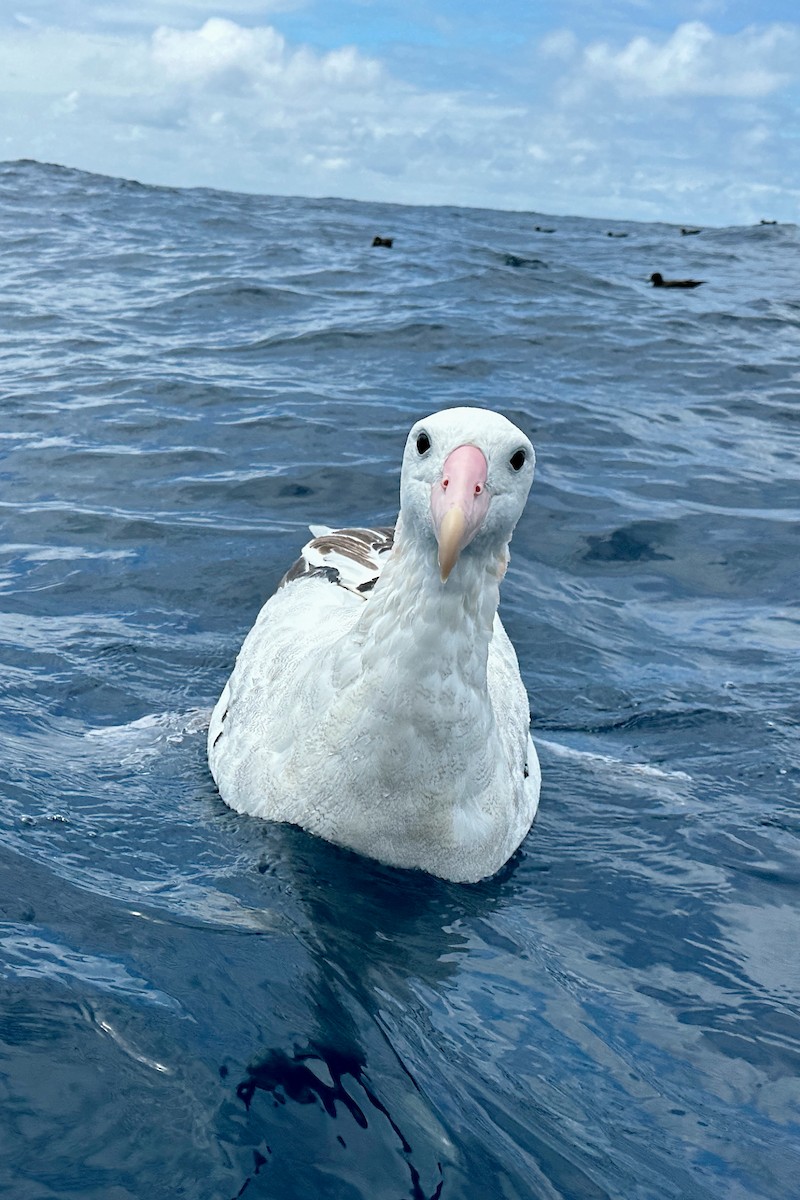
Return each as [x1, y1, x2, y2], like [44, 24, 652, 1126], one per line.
[208, 407, 541, 883]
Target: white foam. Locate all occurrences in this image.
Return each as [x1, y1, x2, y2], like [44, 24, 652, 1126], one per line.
[85, 708, 210, 766]
[536, 737, 693, 783]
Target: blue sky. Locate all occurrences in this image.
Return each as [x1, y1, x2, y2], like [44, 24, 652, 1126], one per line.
[2, 1, 799, 223]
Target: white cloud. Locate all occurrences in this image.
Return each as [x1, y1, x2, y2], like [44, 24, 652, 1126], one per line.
[150, 19, 382, 104]
[55, 0, 304, 29]
[51, 89, 80, 116]
[577, 21, 800, 99]
[510, 19, 800, 222]
[538, 29, 579, 61]
[151, 18, 287, 84]
[0, 17, 521, 206]
[0, 13, 799, 225]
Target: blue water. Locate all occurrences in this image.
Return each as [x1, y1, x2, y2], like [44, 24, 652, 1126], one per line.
[1, 159, 799, 1200]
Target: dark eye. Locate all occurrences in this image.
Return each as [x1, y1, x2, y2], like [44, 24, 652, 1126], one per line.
[416, 432, 431, 455]
[510, 449, 527, 471]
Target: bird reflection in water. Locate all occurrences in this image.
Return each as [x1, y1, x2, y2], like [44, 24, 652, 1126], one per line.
[236, 1038, 443, 1200]
[221, 826, 525, 1200]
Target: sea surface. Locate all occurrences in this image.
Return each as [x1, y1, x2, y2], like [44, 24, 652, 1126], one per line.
[1, 159, 798, 1200]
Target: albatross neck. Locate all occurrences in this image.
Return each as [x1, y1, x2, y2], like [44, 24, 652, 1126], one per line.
[351, 514, 504, 697]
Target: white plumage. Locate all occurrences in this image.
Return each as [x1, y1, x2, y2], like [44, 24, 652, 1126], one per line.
[208, 407, 541, 883]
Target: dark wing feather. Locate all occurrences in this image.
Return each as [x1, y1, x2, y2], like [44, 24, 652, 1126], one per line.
[278, 526, 395, 599]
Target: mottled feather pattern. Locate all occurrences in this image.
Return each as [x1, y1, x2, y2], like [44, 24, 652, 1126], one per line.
[279, 525, 395, 598]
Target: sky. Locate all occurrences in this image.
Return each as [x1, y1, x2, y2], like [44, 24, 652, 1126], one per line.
[2, 0, 799, 224]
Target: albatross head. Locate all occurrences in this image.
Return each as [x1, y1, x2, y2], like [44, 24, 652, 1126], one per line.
[400, 407, 535, 582]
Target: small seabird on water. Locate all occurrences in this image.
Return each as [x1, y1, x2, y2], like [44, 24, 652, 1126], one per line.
[680, 228, 702, 236]
[649, 272, 704, 289]
[372, 236, 393, 247]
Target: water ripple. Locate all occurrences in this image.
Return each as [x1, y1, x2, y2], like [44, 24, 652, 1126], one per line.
[1, 159, 798, 1200]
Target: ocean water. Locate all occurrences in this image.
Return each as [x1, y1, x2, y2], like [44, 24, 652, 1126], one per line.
[1, 158, 798, 1200]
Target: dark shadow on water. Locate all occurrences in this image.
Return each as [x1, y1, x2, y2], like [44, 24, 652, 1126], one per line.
[584, 521, 673, 563]
[235, 1037, 444, 1200]
[218, 826, 541, 1199]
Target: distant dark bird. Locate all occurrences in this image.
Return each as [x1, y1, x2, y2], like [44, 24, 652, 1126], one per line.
[650, 272, 704, 289]
[606, 231, 629, 237]
[680, 227, 702, 235]
[504, 254, 547, 269]
[372, 236, 393, 248]
[533, 226, 555, 233]
[759, 219, 777, 225]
